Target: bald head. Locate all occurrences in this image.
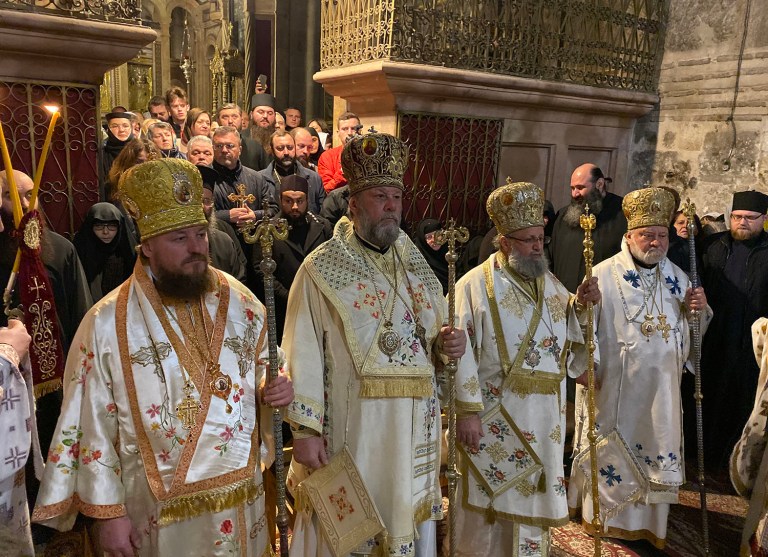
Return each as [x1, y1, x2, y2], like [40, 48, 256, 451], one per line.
[569, 163, 605, 202]
[0, 169, 33, 212]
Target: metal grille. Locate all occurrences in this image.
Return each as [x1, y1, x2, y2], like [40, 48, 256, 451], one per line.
[0, 0, 142, 22]
[399, 112, 502, 236]
[321, 0, 666, 92]
[0, 81, 100, 238]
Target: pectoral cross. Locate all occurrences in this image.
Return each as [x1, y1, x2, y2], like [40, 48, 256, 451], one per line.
[227, 184, 255, 208]
[657, 313, 671, 342]
[175, 381, 201, 431]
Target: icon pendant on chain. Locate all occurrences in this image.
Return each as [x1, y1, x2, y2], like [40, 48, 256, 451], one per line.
[641, 313, 656, 338]
[378, 321, 401, 358]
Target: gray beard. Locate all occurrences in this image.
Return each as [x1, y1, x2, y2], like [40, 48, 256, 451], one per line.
[561, 188, 604, 228]
[357, 217, 400, 248]
[507, 249, 549, 279]
[628, 243, 667, 266]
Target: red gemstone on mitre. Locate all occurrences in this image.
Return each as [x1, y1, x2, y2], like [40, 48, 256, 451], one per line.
[362, 137, 377, 155]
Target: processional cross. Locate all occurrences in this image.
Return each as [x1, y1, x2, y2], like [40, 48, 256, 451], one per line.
[228, 184, 255, 208]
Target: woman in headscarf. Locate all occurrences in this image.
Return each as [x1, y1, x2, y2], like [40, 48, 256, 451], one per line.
[305, 126, 325, 168]
[413, 218, 449, 295]
[73, 203, 136, 302]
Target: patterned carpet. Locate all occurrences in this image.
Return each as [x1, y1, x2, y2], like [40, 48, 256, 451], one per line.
[551, 482, 747, 557]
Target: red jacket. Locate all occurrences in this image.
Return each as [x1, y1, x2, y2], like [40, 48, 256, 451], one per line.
[318, 145, 346, 193]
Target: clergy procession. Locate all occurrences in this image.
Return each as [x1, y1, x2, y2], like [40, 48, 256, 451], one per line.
[4, 98, 768, 557]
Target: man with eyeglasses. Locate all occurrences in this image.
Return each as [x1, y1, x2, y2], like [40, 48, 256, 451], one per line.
[450, 180, 599, 556]
[217, 103, 268, 171]
[568, 187, 710, 550]
[700, 190, 768, 473]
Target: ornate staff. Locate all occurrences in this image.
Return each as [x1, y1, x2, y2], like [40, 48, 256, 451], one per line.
[433, 218, 469, 557]
[579, 206, 602, 557]
[682, 199, 710, 555]
[242, 200, 290, 556]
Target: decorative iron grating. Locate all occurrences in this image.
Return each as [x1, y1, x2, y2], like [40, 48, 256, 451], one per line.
[0, 81, 100, 238]
[0, 0, 142, 23]
[321, 0, 666, 92]
[399, 111, 502, 236]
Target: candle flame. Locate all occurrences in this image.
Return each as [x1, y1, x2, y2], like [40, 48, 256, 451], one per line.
[43, 104, 60, 114]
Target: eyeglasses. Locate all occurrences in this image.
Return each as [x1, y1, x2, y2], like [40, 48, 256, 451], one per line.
[213, 143, 238, 151]
[730, 214, 763, 222]
[93, 223, 118, 232]
[505, 235, 544, 246]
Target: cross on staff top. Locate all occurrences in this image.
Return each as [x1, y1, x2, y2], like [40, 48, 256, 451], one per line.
[228, 184, 255, 208]
[241, 199, 289, 253]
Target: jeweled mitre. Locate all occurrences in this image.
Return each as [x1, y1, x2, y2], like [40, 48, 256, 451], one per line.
[341, 131, 408, 194]
[486, 179, 545, 235]
[622, 187, 675, 230]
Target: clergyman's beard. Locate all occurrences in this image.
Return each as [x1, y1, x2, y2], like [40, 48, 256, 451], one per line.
[562, 188, 604, 228]
[154, 257, 214, 298]
[357, 214, 401, 248]
[251, 124, 276, 153]
[731, 227, 761, 241]
[628, 241, 667, 266]
[506, 249, 549, 279]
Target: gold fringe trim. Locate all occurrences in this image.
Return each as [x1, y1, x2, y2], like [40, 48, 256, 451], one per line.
[359, 376, 432, 398]
[294, 485, 313, 515]
[34, 377, 62, 399]
[158, 477, 259, 526]
[502, 372, 560, 398]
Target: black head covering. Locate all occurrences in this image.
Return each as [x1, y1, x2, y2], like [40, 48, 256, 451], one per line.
[251, 94, 276, 109]
[413, 219, 448, 294]
[73, 202, 136, 302]
[196, 165, 220, 192]
[732, 190, 768, 213]
[305, 126, 325, 165]
[280, 175, 309, 195]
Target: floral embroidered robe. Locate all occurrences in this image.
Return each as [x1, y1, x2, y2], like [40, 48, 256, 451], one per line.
[32, 266, 278, 557]
[730, 318, 768, 557]
[0, 355, 37, 557]
[284, 218, 447, 557]
[452, 253, 582, 557]
[567, 241, 711, 548]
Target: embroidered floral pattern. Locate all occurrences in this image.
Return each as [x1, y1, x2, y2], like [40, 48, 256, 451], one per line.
[462, 376, 480, 397]
[508, 447, 533, 470]
[487, 419, 512, 441]
[545, 295, 566, 323]
[623, 269, 641, 288]
[519, 538, 542, 556]
[549, 425, 562, 444]
[72, 344, 94, 387]
[600, 464, 622, 486]
[536, 335, 561, 360]
[406, 283, 433, 311]
[352, 283, 386, 319]
[553, 476, 566, 496]
[214, 383, 245, 456]
[424, 393, 437, 441]
[328, 486, 355, 521]
[80, 446, 120, 475]
[666, 275, 681, 295]
[521, 430, 536, 443]
[481, 381, 501, 405]
[49, 426, 82, 474]
[482, 462, 509, 486]
[214, 518, 240, 554]
[633, 443, 681, 473]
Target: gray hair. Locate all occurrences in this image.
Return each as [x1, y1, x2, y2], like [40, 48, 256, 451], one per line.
[148, 121, 173, 137]
[187, 135, 213, 149]
[218, 103, 242, 117]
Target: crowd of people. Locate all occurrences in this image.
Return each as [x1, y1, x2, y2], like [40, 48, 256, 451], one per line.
[1, 82, 768, 557]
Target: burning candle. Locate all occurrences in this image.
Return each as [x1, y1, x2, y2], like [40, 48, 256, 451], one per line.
[30, 104, 60, 212]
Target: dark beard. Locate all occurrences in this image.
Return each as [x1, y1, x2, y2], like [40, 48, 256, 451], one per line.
[506, 249, 549, 279]
[250, 124, 276, 154]
[154, 262, 215, 299]
[561, 188, 604, 228]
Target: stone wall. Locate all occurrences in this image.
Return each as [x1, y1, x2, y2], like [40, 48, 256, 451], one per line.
[630, 0, 768, 215]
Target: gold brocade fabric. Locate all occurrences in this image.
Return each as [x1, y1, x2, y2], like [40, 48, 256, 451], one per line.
[303, 218, 445, 398]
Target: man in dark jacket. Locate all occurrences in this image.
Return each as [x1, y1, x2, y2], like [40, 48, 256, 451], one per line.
[548, 163, 627, 292]
[251, 175, 332, 340]
[320, 184, 349, 226]
[217, 103, 268, 171]
[701, 190, 768, 471]
[259, 130, 324, 214]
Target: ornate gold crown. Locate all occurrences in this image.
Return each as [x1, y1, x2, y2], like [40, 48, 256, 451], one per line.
[486, 179, 545, 235]
[341, 130, 409, 194]
[118, 158, 207, 241]
[622, 187, 675, 230]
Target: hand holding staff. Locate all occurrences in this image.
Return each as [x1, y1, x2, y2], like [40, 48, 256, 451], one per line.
[580, 205, 602, 557]
[433, 218, 469, 557]
[242, 200, 291, 556]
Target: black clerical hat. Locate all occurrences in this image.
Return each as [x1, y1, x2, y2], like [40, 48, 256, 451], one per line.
[732, 190, 768, 214]
[280, 175, 309, 195]
[250, 94, 275, 109]
[196, 165, 220, 191]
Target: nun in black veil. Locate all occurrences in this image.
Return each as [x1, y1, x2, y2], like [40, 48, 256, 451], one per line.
[73, 202, 136, 302]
